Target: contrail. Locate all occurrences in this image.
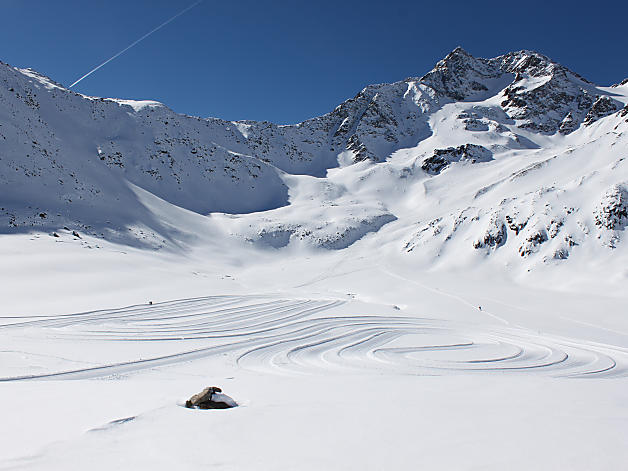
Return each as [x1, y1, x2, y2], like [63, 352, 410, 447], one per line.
[69, 0, 203, 88]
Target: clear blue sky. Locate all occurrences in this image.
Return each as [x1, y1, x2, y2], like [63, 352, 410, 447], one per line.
[2, 0, 626, 124]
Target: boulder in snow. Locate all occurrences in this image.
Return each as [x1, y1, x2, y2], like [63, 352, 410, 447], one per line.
[185, 386, 237, 410]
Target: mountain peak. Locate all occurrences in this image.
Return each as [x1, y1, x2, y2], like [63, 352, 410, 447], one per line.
[420, 47, 503, 101]
[433, 46, 482, 70]
[446, 46, 472, 58]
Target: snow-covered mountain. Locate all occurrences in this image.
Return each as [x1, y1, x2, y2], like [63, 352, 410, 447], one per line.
[1, 47, 627, 273]
[3, 48, 628, 471]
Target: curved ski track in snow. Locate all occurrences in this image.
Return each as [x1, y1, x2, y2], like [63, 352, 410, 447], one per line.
[1, 295, 627, 381]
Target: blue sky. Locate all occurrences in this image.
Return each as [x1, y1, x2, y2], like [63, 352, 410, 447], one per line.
[2, 0, 626, 124]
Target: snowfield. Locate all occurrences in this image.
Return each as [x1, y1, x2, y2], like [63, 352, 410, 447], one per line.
[1, 48, 628, 470]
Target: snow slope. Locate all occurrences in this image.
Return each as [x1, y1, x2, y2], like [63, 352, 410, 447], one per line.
[1, 48, 628, 470]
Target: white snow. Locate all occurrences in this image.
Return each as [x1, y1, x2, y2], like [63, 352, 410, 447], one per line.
[1, 48, 628, 470]
[104, 98, 165, 111]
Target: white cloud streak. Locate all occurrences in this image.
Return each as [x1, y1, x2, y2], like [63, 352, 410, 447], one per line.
[69, 0, 203, 88]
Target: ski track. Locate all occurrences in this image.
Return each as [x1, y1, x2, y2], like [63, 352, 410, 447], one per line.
[1, 295, 627, 381]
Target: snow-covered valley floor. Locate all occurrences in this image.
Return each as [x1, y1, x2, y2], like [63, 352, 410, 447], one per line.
[2, 234, 627, 470]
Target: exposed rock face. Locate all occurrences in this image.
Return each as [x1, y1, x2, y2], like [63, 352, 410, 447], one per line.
[558, 112, 578, 134]
[185, 386, 237, 409]
[416, 48, 619, 136]
[505, 214, 528, 235]
[473, 216, 507, 250]
[497, 52, 595, 134]
[457, 111, 490, 131]
[419, 47, 502, 101]
[329, 80, 435, 163]
[422, 144, 492, 174]
[518, 227, 550, 257]
[594, 185, 628, 231]
[225, 48, 623, 165]
[583, 96, 619, 125]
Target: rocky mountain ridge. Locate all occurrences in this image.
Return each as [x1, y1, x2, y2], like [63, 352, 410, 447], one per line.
[1, 48, 627, 272]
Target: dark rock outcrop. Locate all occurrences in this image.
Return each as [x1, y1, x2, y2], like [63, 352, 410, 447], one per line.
[422, 144, 492, 175]
[583, 96, 619, 125]
[594, 185, 628, 230]
[519, 229, 549, 257]
[505, 214, 528, 235]
[420, 47, 500, 101]
[419, 49, 613, 136]
[473, 217, 507, 250]
[498, 53, 595, 134]
[185, 386, 237, 410]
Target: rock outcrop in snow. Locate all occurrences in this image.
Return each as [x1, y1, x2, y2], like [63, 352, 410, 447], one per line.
[421, 144, 492, 174]
[594, 185, 628, 231]
[185, 386, 237, 409]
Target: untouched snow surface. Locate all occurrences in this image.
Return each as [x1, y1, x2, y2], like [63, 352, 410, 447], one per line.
[2, 48, 628, 470]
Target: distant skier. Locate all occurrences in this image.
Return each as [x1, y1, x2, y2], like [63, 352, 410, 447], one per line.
[478, 306, 482, 311]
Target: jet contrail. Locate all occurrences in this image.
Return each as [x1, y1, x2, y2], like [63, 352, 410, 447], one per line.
[69, 0, 203, 88]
